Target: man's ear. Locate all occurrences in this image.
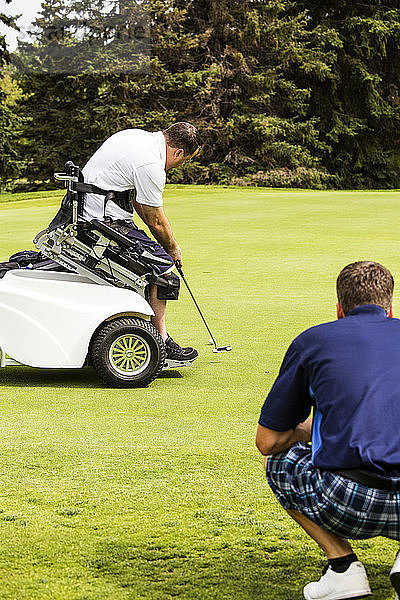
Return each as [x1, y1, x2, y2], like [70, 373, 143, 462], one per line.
[388, 303, 394, 318]
[336, 302, 345, 320]
[174, 148, 184, 159]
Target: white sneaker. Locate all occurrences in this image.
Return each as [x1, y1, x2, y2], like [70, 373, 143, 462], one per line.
[390, 550, 400, 599]
[303, 561, 372, 600]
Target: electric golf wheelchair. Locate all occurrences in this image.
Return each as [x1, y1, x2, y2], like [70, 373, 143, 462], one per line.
[0, 162, 196, 388]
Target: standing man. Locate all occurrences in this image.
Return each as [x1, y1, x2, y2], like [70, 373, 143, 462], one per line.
[80, 121, 201, 363]
[256, 261, 400, 600]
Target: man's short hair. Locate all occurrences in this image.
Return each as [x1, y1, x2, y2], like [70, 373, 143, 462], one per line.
[336, 261, 394, 315]
[163, 122, 201, 156]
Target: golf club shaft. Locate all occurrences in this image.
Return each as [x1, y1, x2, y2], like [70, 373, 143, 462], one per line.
[177, 267, 217, 346]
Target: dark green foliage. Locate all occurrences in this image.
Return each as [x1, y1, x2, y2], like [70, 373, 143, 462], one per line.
[0, 92, 25, 189]
[294, 0, 400, 188]
[16, 0, 149, 74]
[0, 1, 25, 190]
[118, 0, 338, 186]
[16, 73, 110, 183]
[0, 0, 16, 66]
[15, 0, 151, 183]
[14, 0, 336, 187]
[7, 0, 400, 188]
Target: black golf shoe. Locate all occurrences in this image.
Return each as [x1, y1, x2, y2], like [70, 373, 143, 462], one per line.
[165, 335, 198, 362]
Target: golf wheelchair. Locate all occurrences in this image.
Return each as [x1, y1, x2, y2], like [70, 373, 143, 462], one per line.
[0, 162, 195, 388]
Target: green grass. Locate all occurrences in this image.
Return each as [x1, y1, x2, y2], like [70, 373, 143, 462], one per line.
[0, 185, 399, 599]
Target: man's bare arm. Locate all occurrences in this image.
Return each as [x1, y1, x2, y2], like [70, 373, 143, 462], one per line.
[132, 199, 182, 267]
[255, 416, 313, 456]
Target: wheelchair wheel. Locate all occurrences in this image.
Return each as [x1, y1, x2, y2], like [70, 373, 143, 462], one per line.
[90, 317, 165, 388]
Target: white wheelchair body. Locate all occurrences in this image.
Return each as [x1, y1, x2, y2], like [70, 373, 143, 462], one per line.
[0, 269, 192, 387]
[0, 162, 195, 388]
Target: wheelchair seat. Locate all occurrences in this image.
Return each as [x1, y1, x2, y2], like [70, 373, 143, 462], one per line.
[34, 162, 179, 300]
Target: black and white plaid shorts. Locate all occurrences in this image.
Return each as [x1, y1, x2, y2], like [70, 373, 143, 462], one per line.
[265, 442, 400, 540]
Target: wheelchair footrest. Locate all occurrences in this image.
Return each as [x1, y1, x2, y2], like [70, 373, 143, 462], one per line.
[163, 357, 197, 370]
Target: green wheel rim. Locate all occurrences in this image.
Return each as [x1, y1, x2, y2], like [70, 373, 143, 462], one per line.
[108, 334, 151, 376]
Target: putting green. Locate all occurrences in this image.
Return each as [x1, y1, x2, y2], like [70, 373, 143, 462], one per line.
[0, 186, 399, 599]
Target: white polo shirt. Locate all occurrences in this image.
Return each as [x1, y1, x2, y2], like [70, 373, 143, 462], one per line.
[82, 129, 166, 221]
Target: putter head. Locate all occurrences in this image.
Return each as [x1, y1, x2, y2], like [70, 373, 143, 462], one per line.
[212, 346, 232, 353]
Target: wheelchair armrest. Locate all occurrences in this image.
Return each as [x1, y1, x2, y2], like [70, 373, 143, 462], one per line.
[81, 219, 173, 267]
[89, 219, 135, 248]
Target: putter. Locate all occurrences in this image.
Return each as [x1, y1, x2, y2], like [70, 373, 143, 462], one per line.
[177, 266, 232, 353]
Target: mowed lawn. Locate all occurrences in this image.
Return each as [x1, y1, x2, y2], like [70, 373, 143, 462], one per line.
[0, 186, 399, 600]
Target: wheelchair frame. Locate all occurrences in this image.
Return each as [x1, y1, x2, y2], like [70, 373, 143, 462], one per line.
[34, 161, 176, 300]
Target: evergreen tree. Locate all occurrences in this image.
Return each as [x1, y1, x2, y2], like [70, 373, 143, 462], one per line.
[294, 0, 400, 188]
[175, 0, 339, 186]
[0, 0, 25, 189]
[100, 0, 339, 186]
[1, 0, 16, 65]
[15, 0, 150, 184]
[17, 0, 149, 74]
[15, 0, 400, 188]
[17, 0, 339, 187]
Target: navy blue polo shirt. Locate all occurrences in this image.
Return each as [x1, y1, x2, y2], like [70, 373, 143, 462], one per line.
[259, 305, 400, 477]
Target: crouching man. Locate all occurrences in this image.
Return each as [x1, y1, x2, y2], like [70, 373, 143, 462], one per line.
[256, 261, 400, 600]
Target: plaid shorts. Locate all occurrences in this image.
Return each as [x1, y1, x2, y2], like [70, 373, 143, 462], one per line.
[266, 442, 400, 541]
